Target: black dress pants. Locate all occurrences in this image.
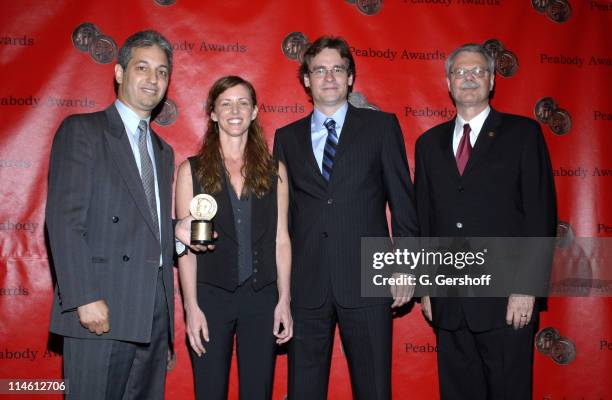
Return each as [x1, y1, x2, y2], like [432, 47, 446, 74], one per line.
[190, 279, 278, 400]
[288, 294, 392, 400]
[437, 316, 536, 400]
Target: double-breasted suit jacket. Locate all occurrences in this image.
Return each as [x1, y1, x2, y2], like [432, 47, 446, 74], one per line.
[46, 105, 175, 343]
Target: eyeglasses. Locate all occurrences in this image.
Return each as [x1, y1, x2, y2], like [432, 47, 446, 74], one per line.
[309, 65, 349, 78]
[450, 66, 489, 79]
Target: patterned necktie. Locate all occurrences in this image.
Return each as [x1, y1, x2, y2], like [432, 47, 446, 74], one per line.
[455, 123, 472, 175]
[322, 118, 338, 181]
[137, 120, 160, 241]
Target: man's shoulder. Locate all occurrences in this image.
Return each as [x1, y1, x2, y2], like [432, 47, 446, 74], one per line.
[494, 111, 544, 144]
[274, 113, 311, 138]
[417, 119, 454, 146]
[348, 104, 396, 122]
[497, 111, 540, 130]
[59, 107, 110, 133]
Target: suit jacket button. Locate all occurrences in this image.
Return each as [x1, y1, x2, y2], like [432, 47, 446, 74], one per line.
[253, 250, 258, 256]
[327, 198, 333, 205]
[112, 216, 119, 223]
[254, 260, 258, 264]
[458, 186, 464, 192]
[456, 222, 463, 229]
[253, 278, 257, 283]
[253, 268, 258, 273]
[322, 232, 328, 238]
[122, 255, 130, 262]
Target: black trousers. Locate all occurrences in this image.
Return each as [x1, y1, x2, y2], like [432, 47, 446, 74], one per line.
[436, 316, 536, 400]
[190, 280, 278, 400]
[63, 269, 169, 400]
[288, 294, 392, 400]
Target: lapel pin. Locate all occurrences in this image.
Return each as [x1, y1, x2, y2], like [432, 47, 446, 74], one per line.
[488, 131, 496, 137]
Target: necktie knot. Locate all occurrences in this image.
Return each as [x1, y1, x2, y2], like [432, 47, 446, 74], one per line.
[463, 123, 471, 137]
[138, 120, 148, 140]
[324, 118, 336, 133]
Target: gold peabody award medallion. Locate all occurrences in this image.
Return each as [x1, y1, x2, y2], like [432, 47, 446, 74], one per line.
[189, 194, 218, 245]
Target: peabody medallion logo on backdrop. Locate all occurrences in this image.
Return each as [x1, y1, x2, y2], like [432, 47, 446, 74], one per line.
[282, 32, 310, 62]
[532, 0, 572, 22]
[153, 98, 179, 126]
[535, 327, 576, 365]
[72, 23, 118, 64]
[483, 39, 518, 77]
[534, 97, 572, 135]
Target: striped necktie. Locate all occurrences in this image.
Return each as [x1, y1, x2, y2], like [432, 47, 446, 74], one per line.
[322, 118, 338, 181]
[137, 120, 160, 241]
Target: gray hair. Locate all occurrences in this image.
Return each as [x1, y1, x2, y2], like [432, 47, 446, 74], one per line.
[118, 30, 173, 72]
[445, 43, 495, 77]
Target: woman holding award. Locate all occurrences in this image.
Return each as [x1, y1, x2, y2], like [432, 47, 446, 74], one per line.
[175, 75, 292, 399]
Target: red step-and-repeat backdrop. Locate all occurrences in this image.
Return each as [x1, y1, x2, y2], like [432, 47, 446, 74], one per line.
[1, 0, 611, 398]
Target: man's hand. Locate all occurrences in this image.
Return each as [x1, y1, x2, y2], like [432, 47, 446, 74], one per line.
[506, 294, 535, 330]
[77, 299, 110, 335]
[273, 298, 293, 345]
[175, 216, 217, 253]
[390, 273, 415, 308]
[421, 295, 432, 321]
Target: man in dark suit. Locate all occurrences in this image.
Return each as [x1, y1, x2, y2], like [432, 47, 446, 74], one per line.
[273, 36, 419, 400]
[46, 30, 177, 399]
[415, 43, 557, 399]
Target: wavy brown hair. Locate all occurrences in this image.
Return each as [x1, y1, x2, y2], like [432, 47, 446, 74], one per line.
[194, 76, 276, 198]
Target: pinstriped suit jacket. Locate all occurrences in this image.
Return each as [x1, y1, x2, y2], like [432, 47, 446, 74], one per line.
[46, 104, 175, 343]
[273, 104, 419, 309]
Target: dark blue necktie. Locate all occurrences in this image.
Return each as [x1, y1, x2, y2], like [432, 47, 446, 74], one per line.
[322, 118, 338, 181]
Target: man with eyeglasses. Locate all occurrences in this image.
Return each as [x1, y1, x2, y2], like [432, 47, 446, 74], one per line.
[414, 43, 557, 399]
[273, 36, 419, 399]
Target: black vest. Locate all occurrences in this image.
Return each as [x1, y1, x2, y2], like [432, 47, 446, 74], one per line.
[189, 156, 278, 291]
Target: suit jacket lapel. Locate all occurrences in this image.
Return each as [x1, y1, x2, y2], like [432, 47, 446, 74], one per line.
[103, 105, 159, 239]
[463, 108, 502, 176]
[438, 119, 459, 177]
[296, 113, 327, 187]
[332, 104, 364, 167]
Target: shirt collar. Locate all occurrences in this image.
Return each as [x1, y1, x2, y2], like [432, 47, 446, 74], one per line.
[311, 102, 349, 133]
[114, 99, 151, 137]
[455, 105, 490, 138]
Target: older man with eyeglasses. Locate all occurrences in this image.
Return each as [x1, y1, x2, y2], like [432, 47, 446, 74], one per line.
[414, 43, 557, 400]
